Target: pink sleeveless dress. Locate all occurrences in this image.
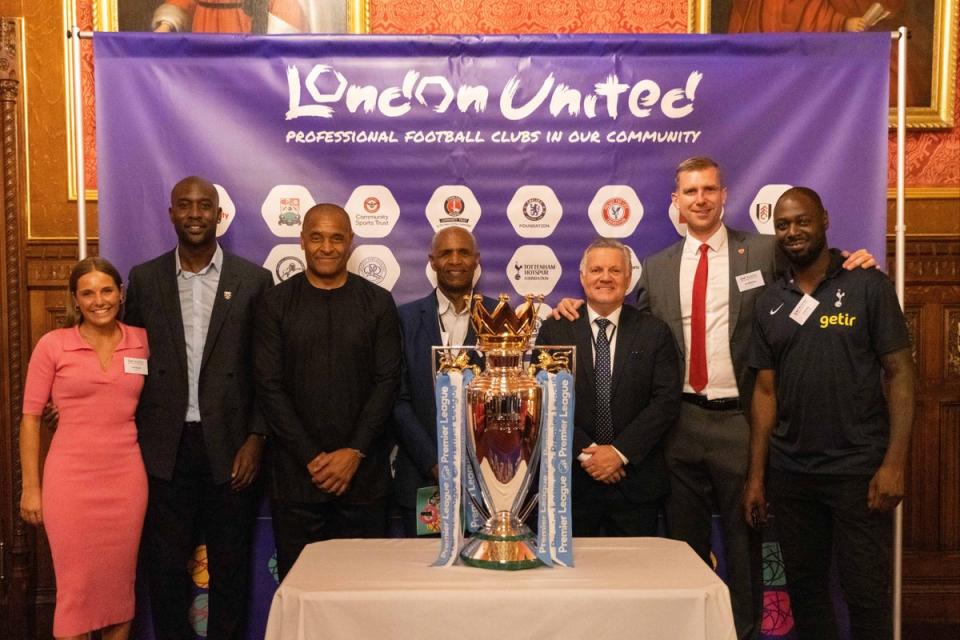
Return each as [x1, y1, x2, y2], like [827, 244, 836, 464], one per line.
[22, 324, 149, 636]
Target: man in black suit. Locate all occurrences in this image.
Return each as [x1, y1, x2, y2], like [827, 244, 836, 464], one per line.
[393, 227, 496, 536]
[536, 238, 680, 536]
[124, 176, 273, 640]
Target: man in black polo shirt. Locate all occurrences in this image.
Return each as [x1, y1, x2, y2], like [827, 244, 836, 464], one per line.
[742, 187, 915, 640]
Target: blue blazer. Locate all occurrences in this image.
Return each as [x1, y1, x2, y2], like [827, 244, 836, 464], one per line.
[392, 292, 497, 509]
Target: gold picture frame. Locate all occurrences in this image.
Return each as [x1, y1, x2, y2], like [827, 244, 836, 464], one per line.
[688, 0, 958, 128]
[65, 0, 369, 201]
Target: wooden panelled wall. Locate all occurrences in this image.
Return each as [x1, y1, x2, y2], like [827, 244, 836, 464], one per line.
[0, 6, 958, 639]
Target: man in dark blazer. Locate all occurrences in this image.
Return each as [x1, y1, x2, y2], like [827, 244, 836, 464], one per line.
[393, 227, 496, 536]
[124, 176, 273, 640]
[536, 238, 680, 536]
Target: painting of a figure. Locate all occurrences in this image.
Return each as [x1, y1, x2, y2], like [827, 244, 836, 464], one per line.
[114, 0, 352, 34]
[695, 0, 955, 126]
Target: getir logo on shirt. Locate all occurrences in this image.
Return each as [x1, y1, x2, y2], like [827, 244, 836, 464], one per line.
[819, 313, 857, 329]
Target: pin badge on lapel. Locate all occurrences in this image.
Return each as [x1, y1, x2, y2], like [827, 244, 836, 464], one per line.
[738, 248, 745, 255]
[223, 291, 233, 300]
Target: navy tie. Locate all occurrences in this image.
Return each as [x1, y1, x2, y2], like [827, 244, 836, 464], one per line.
[594, 318, 613, 444]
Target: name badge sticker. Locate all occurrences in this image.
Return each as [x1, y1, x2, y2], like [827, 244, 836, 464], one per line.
[124, 357, 148, 375]
[789, 295, 820, 326]
[735, 270, 765, 292]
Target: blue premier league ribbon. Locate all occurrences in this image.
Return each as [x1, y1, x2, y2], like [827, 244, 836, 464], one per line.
[535, 369, 575, 567]
[433, 370, 464, 567]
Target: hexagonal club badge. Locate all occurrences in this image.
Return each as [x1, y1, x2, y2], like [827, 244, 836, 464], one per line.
[627, 247, 644, 293]
[344, 186, 400, 239]
[507, 245, 562, 297]
[506, 186, 563, 239]
[261, 185, 317, 238]
[213, 184, 236, 238]
[425, 186, 481, 232]
[588, 186, 644, 238]
[262, 244, 307, 285]
[347, 244, 401, 291]
[749, 184, 793, 235]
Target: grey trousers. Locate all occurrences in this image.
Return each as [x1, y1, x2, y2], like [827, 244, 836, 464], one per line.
[664, 401, 763, 640]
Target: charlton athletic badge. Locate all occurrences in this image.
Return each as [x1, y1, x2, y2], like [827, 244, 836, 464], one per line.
[444, 195, 465, 217]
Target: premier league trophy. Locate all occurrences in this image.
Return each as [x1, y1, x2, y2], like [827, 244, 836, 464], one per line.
[458, 294, 544, 569]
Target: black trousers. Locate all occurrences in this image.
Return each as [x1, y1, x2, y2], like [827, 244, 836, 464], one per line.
[272, 498, 387, 581]
[572, 482, 660, 537]
[143, 425, 258, 640]
[769, 468, 892, 640]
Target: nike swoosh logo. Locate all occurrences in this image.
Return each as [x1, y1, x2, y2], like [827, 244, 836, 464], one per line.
[769, 303, 784, 315]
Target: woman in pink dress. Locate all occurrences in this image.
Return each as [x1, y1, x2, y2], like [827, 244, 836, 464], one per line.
[20, 256, 149, 640]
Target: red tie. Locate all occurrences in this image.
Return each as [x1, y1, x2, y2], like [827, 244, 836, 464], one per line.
[689, 243, 709, 393]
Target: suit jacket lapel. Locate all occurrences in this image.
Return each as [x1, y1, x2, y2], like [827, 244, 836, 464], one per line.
[610, 307, 636, 397]
[158, 251, 189, 379]
[200, 258, 238, 371]
[574, 313, 595, 386]
[728, 230, 748, 338]
[421, 293, 443, 348]
[665, 242, 685, 356]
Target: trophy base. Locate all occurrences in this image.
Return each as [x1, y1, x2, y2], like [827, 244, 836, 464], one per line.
[459, 512, 543, 570]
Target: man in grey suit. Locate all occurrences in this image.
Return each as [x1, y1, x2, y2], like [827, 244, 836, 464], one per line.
[556, 157, 874, 639]
[125, 176, 273, 640]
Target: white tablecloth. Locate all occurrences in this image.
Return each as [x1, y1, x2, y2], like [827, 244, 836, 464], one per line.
[265, 537, 736, 640]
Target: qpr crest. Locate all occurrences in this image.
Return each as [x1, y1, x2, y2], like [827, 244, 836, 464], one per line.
[359, 256, 387, 284]
[602, 197, 629, 226]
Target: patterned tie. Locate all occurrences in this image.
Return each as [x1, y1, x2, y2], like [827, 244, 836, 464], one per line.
[689, 243, 709, 393]
[594, 318, 614, 444]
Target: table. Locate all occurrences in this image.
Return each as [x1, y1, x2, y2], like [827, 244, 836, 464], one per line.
[265, 537, 736, 640]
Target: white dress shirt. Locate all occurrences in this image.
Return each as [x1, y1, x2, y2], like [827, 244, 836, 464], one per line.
[581, 304, 628, 464]
[679, 225, 739, 399]
[436, 288, 472, 348]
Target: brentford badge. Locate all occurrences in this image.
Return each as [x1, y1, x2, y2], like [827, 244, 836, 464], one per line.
[602, 197, 630, 226]
[363, 197, 381, 214]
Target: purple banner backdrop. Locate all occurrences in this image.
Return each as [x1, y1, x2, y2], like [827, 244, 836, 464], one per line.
[94, 32, 890, 639]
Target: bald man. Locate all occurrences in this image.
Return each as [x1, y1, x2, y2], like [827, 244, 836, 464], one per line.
[125, 176, 273, 640]
[254, 204, 401, 579]
[393, 227, 497, 535]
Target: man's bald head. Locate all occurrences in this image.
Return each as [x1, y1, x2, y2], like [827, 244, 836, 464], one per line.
[171, 176, 218, 208]
[430, 227, 477, 256]
[303, 203, 352, 231]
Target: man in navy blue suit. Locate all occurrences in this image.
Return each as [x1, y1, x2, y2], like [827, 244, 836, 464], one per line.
[392, 227, 495, 536]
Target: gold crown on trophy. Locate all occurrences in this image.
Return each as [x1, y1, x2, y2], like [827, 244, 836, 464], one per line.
[470, 294, 542, 351]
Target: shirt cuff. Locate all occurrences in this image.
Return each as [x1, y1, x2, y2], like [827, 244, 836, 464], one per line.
[577, 442, 628, 465]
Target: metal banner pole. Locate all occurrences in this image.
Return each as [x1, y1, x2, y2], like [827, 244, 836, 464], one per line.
[892, 24, 908, 640]
[68, 22, 86, 259]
